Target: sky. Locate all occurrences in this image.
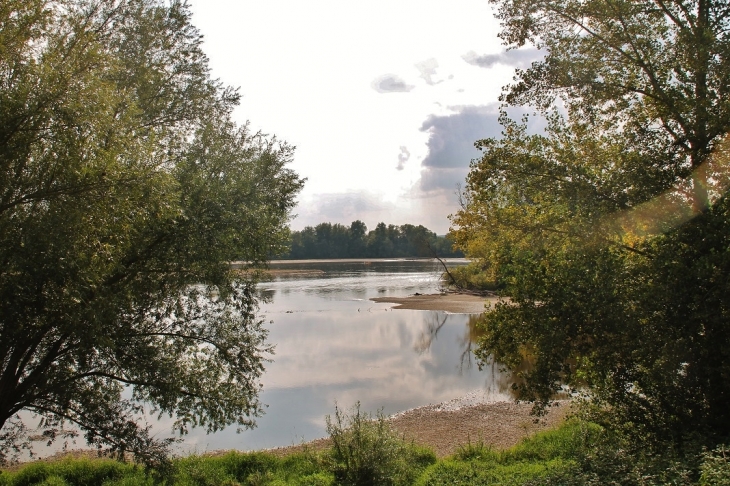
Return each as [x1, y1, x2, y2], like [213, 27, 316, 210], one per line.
[187, 1, 543, 234]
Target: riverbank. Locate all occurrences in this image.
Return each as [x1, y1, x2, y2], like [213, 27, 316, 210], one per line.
[265, 395, 571, 458]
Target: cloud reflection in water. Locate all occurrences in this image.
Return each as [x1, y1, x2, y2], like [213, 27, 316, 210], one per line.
[175, 260, 512, 453]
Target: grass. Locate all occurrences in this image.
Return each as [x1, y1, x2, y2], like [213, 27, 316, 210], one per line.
[2, 418, 725, 485]
[414, 420, 601, 486]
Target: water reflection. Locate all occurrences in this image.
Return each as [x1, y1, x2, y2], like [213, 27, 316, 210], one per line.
[171, 260, 514, 453]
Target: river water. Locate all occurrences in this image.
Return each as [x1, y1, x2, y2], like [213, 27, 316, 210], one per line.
[171, 258, 512, 454]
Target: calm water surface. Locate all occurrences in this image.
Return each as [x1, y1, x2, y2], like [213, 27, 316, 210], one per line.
[173, 259, 512, 453]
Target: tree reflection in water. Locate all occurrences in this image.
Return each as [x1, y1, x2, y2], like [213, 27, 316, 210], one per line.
[413, 312, 520, 398]
[413, 312, 448, 355]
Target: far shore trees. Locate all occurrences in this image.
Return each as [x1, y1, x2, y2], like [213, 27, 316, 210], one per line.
[451, 0, 730, 446]
[0, 0, 303, 465]
[283, 221, 463, 259]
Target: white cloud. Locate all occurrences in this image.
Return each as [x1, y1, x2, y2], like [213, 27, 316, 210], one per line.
[188, 0, 509, 232]
[462, 48, 544, 69]
[415, 58, 442, 86]
[396, 146, 411, 170]
[371, 74, 415, 93]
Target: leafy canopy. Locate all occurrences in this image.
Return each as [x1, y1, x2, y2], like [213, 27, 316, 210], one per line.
[451, 0, 730, 445]
[0, 0, 303, 465]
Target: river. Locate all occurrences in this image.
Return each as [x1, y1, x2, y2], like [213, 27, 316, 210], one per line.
[169, 258, 512, 454]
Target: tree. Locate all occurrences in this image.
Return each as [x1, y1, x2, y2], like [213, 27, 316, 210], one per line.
[348, 220, 367, 257]
[366, 223, 395, 258]
[451, 0, 730, 445]
[0, 0, 303, 465]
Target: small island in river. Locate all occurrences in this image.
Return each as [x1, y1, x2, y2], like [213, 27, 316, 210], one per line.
[371, 292, 502, 314]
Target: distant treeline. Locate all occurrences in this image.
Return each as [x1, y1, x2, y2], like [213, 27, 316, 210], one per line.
[278, 221, 463, 259]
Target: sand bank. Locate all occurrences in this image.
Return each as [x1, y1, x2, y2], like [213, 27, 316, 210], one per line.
[371, 293, 503, 314]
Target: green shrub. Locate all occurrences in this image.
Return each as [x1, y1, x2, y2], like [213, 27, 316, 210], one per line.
[700, 444, 730, 485]
[325, 403, 436, 486]
[4, 463, 53, 486]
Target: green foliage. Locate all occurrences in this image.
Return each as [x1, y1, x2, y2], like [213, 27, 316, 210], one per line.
[416, 458, 570, 486]
[284, 221, 462, 259]
[0, 458, 148, 486]
[325, 403, 436, 486]
[0, 0, 303, 465]
[443, 262, 500, 292]
[525, 438, 701, 485]
[420, 419, 704, 485]
[5, 419, 722, 485]
[1, 450, 332, 486]
[173, 451, 332, 486]
[451, 0, 730, 449]
[417, 420, 599, 485]
[700, 445, 730, 486]
[505, 420, 602, 464]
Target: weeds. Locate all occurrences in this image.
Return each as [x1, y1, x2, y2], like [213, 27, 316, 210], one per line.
[325, 402, 435, 486]
[454, 437, 494, 461]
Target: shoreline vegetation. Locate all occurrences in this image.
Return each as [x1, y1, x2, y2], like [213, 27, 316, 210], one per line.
[5, 396, 728, 484]
[2, 396, 572, 479]
[278, 222, 463, 260]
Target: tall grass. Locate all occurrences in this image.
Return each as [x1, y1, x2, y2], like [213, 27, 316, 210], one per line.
[325, 402, 436, 486]
[415, 420, 600, 486]
[0, 458, 150, 486]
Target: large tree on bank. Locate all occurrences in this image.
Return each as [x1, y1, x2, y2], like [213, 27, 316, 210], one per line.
[451, 0, 730, 444]
[0, 0, 303, 464]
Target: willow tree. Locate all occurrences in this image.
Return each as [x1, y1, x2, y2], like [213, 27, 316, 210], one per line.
[0, 0, 303, 465]
[451, 0, 730, 444]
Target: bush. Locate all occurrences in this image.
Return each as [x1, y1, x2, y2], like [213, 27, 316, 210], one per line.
[700, 445, 730, 486]
[325, 403, 436, 486]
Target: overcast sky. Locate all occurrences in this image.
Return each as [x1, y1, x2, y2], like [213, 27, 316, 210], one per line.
[187, 1, 542, 234]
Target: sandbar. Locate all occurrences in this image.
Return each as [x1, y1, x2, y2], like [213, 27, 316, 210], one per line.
[371, 293, 503, 313]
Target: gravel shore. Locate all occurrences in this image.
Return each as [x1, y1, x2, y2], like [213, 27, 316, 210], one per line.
[267, 395, 571, 458]
[388, 399, 570, 457]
